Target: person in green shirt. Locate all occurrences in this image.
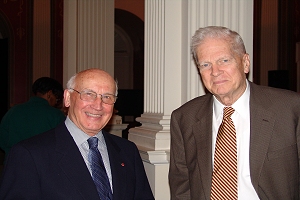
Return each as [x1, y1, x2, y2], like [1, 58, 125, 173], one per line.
[0, 77, 66, 160]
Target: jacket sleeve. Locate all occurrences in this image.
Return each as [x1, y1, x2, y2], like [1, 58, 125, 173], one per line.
[0, 143, 42, 199]
[169, 111, 191, 199]
[132, 143, 155, 200]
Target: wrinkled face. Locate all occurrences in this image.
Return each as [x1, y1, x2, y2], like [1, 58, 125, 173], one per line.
[64, 70, 116, 136]
[196, 38, 250, 104]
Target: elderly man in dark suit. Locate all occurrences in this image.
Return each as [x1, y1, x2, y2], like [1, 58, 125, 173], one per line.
[169, 26, 300, 199]
[0, 68, 154, 200]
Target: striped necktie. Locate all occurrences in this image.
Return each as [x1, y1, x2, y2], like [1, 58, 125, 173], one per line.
[88, 137, 113, 200]
[211, 107, 238, 200]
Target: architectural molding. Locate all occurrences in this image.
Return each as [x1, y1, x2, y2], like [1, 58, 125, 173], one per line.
[129, 0, 254, 199]
[63, 0, 114, 86]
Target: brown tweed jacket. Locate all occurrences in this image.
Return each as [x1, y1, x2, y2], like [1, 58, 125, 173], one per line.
[169, 81, 300, 200]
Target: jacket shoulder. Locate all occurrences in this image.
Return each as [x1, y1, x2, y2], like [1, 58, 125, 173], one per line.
[172, 93, 213, 114]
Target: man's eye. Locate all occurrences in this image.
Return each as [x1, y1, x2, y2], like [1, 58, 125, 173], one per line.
[200, 63, 210, 68]
[219, 58, 230, 64]
[85, 92, 95, 97]
[103, 95, 111, 99]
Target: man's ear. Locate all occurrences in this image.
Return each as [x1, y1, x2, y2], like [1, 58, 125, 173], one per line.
[243, 53, 250, 73]
[46, 90, 52, 99]
[64, 89, 71, 107]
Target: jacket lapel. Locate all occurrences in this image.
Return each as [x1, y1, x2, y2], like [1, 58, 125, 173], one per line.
[102, 131, 126, 200]
[55, 123, 100, 199]
[249, 83, 276, 192]
[193, 95, 214, 199]
[191, 83, 276, 198]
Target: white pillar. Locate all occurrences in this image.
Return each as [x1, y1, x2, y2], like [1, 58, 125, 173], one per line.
[63, 0, 114, 86]
[129, 0, 254, 199]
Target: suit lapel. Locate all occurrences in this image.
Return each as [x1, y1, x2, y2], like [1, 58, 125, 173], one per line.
[192, 95, 214, 199]
[55, 123, 100, 199]
[191, 83, 276, 198]
[249, 83, 276, 191]
[103, 131, 126, 200]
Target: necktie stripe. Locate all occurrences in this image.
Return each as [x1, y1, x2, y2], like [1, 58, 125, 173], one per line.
[88, 137, 113, 200]
[211, 107, 238, 200]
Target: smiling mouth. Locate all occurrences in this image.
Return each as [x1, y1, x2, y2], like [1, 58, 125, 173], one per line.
[86, 112, 102, 117]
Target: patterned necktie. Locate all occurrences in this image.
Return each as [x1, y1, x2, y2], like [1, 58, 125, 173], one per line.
[211, 107, 238, 200]
[88, 137, 113, 200]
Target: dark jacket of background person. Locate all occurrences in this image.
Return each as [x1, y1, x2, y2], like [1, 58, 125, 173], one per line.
[0, 97, 65, 156]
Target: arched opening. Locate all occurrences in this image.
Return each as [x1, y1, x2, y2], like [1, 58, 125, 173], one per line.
[114, 24, 134, 89]
[0, 12, 12, 120]
[114, 9, 144, 138]
[0, 10, 11, 174]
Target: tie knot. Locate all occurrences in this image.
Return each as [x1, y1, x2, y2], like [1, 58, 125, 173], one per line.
[88, 137, 98, 149]
[223, 107, 235, 119]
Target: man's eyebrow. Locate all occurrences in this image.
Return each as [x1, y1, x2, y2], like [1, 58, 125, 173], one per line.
[82, 88, 95, 91]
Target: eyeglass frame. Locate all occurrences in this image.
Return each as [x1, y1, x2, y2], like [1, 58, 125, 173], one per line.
[69, 88, 118, 105]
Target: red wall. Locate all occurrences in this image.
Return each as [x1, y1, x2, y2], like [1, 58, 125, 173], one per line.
[0, 0, 32, 105]
[0, 0, 63, 106]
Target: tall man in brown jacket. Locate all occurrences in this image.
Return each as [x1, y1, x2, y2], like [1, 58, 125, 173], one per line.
[169, 26, 300, 199]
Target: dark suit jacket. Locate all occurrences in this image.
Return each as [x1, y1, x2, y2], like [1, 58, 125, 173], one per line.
[169, 82, 300, 200]
[0, 123, 154, 200]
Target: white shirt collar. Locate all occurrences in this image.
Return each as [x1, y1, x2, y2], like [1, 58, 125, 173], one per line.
[65, 116, 104, 146]
[213, 80, 250, 119]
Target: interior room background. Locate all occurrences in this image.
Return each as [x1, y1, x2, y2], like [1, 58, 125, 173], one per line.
[0, 0, 299, 199]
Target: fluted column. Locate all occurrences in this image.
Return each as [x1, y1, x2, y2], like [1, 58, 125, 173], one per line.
[129, 0, 253, 199]
[63, 0, 114, 86]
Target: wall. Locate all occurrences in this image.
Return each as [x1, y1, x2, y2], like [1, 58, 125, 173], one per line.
[0, 0, 63, 109]
[115, 0, 144, 21]
[0, 0, 33, 106]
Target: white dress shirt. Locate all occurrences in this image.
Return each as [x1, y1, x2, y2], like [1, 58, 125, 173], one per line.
[212, 81, 259, 200]
[65, 117, 113, 191]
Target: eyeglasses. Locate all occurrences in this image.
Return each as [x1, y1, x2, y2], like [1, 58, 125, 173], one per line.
[198, 57, 233, 71]
[70, 88, 117, 105]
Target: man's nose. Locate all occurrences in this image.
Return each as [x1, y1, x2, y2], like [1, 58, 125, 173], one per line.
[210, 63, 221, 76]
[92, 95, 104, 109]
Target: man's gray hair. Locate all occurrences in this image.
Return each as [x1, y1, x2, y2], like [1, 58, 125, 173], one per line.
[66, 72, 118, 96]
[191, 26, 246, 66]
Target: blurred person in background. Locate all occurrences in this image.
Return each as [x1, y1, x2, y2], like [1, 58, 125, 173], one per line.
[0, 77, 66, 160]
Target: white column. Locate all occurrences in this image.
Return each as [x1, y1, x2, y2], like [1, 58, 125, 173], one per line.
[129, 0, 254, 199]
[63, 0, 114, 86]
[129, 1, 182, 198]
